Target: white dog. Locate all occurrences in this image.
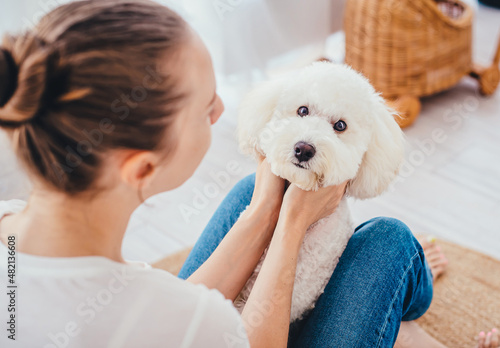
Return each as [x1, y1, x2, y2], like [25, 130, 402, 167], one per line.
[235, 62, 405, 322]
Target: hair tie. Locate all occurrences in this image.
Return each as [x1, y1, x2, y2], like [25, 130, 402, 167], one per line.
[0, 48, 19, 107]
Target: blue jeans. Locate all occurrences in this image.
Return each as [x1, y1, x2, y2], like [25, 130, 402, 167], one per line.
[178, 174, 433, 348]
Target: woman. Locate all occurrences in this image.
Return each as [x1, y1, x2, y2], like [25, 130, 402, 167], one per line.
[0, 1, 496, 347]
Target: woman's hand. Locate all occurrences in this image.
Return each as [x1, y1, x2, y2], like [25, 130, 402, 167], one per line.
[279, 181, 348, 235]
[186, 157, 284, 300]
[241, 179, 347, 348]
[247, 156, 286, 220]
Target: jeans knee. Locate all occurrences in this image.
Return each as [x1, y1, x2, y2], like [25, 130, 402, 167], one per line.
[355, 217, 416, 252]
[353, 217, 433, 322]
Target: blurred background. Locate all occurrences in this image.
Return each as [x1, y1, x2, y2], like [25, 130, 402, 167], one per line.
[1, 0, 499, 263]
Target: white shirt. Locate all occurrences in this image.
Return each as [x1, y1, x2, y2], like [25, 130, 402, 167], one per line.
[0, 200, 249, 348]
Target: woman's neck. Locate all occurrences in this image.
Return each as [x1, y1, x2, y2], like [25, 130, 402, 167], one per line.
[0, 187, 139, 263]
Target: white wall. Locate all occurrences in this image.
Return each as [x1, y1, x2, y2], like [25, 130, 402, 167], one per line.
[1, 0, 340, 75]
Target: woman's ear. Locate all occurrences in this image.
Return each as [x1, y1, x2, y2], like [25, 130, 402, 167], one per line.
[120, 151, 157, 190]
[347, 96, 405, 199]
[237, 77, 287, 158]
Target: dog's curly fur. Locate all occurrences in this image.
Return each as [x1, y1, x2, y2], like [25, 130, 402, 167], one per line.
[235, 62, 405, 322]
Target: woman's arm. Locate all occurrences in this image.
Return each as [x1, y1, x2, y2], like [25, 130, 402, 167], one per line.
[242, 181, 347, 348]
[185, 159, 285, 301]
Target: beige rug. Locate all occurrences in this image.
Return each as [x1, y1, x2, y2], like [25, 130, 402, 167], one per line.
[153, 239, 500, 347]
[415, 238, 500, 348]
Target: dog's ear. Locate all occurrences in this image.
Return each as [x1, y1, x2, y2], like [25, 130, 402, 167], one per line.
[347, 97, 405, 199]
[237, 78, 287, 158]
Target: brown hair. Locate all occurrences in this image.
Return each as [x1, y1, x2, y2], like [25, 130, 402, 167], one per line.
[0, 0, 188, 194]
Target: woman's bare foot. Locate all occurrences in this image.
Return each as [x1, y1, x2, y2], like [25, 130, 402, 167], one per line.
[395, 321, 447, 348]
[421, 237, 448, 279]
[396, 323, 500, 348]
[476, 328, 499, 348]
[395, 239, 497, 348]
[394, 238, 449, 348]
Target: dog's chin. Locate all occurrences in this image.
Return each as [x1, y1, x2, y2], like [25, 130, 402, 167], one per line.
[282, 162, 354, 191]
[272, 162, 322, 191]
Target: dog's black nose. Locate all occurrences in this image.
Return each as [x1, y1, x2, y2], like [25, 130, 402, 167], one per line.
[294, 141, 316, 162]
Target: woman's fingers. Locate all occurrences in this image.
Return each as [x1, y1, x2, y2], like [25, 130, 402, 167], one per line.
[317, 181, 348, 220]
[281, 181, 348, 230]
[249, 157, 286, 219]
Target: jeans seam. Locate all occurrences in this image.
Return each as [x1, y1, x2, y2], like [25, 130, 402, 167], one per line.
[375, 251, 419, 348]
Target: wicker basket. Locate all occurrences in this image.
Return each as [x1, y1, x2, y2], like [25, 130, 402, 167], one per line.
[344, 0, 500, 127]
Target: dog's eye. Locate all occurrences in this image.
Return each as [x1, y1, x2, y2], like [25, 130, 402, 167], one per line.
[297, 106, 309, 117]
[333, 120, 347, 132]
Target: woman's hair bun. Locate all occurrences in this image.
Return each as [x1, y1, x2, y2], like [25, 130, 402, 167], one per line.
[0, 48, 18, 107]
[0, 35, 49, 128]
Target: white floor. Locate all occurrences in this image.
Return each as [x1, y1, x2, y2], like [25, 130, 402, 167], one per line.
[0, 5, 499, 264]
